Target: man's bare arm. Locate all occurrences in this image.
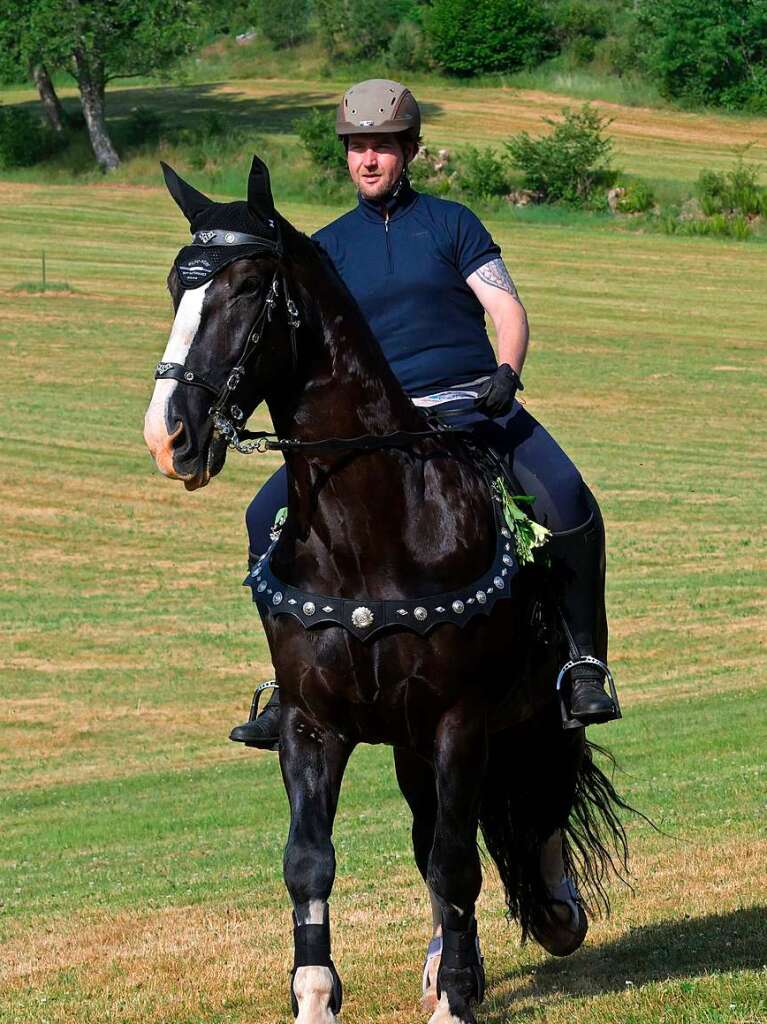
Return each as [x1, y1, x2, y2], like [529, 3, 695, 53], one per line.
[467, 258, 528, 374]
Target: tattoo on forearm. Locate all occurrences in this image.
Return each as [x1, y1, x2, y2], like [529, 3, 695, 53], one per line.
[477, 258, 519, 299]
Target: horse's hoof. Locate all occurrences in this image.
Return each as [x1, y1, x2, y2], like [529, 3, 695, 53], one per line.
[530, 895, 588, 957]
[427, 990, 477, 1024]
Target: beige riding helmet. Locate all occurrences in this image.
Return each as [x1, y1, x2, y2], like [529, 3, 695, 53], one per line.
[336, 79, 421, 139]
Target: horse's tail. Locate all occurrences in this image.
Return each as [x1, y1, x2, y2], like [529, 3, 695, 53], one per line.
[478, 723, 632, 940]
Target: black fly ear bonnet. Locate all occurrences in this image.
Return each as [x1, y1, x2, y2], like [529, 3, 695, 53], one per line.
[162, 156, 282, 288]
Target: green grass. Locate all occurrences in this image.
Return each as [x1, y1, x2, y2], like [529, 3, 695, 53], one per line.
[0, 137, 765, 1022]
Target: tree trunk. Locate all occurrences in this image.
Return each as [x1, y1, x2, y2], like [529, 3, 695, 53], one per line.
[31, 64, 66, 133]
[72, 47, 120, 172]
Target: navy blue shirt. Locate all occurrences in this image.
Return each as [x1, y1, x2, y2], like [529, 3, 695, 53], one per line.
[312, 181, 501, 397]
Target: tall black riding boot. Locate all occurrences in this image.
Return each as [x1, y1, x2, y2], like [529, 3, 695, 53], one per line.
[549, 508, 619, 727]
[229, 684, 281, 750]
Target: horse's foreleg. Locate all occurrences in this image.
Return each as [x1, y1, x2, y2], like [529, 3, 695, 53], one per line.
[427, 703, 487, 1024]
[280, 704, 352, 1024]
[394, 746, 442, 1010]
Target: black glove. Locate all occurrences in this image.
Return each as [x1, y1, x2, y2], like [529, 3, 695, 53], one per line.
[475, 364, 524, 417]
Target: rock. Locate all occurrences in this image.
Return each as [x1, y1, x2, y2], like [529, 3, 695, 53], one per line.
[607, 187, 626, 213]
[679, 197, 704, 222]
[506, 188, 541, 207]
[437, 148, 450, 162]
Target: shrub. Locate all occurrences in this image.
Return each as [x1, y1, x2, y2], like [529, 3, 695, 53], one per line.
[505, 104, 616, 206]
[294, 108, 347, 177]
[696, 155, 764, 217]
[124, 107, 164, 147]
[0, 105, 57, 168]
[257, 0, 310, 48]
[387, 20, 428, 70]
[549, 0, 610, 64]
[424, 0, 556, 76]
[618, 180, 656, 213]
[637, 0, 767, 111]
[454, 146, 509, 200]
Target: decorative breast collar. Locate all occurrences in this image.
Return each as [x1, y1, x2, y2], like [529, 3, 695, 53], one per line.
[244, 491, 520, 642]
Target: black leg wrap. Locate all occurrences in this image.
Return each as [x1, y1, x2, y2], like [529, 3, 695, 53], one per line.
[436, 917, 485, 1006]
[289, 909, 343, 1017]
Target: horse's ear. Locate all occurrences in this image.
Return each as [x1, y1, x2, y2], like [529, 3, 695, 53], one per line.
[160, 161, 212, 223]
[247, 155, 275, 222]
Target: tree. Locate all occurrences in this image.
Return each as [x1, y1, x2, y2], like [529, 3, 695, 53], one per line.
[637, 0, 767, 110]
[2, 1, 202, 171]
[255, 0, 310, 48]
[0, 2, 67, 133]
[423, 0, 556, 76]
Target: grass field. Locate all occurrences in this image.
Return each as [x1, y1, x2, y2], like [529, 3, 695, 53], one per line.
[1, 81, 766, 1024]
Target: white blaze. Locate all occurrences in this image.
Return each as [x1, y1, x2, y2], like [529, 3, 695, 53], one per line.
[144, 281, 211, 474]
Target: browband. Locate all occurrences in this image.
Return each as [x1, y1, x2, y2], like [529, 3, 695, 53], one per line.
[190, 229, 277, 247]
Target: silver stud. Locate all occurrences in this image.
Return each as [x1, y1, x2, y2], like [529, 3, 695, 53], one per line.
[505, 543, 511, 552]
[467, 597, 475, 604]
[502, 555, 513, 566]
[257, 581, 267, 593]
[225, 232, 236, 243]
[414, 607, 428, 622]
[476, 591, 487, 604]
[322, 605, 333, 613]
[288, 598, 297, 605]
[184, 371, 194, 382]
[397, 608, 408, 616]
[435, 606, 445, 613]
[487, 587, 494, 594]
[494, 576, 505, 589]
[302, 601, 316, 616]
[351, 606, 374, 629]
[452, 600, 465, 614]
[272, 592, 283, 605]
[501, 568, 508, 576]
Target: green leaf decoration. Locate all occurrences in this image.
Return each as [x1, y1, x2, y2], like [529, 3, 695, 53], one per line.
[493, 477, 551, 565]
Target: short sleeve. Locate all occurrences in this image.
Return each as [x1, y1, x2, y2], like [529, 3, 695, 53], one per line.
[452, 205, 501, 279]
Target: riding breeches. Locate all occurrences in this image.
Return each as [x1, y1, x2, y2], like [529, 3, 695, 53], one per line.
[245, 400, 591, 560]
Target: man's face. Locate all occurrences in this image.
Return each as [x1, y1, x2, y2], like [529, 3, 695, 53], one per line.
[347, 133, 408, 200]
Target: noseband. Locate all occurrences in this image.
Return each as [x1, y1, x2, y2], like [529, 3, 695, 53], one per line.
[153, 228, 301, 453]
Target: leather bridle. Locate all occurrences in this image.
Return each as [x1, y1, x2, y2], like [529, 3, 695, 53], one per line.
[153, 226, 470, 458]
[153, 228, 301, 453]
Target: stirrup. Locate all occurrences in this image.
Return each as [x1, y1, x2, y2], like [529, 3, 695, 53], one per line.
[556, 655, 622, 730]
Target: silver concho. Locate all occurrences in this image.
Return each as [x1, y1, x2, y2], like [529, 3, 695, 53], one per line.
[501, 527, 511, 539]
[493, 576, 505, 589]
[224, 232, 236, 243]
[302, 602, 316, 616]
[452, 600, 465, 614]
[351, 606, 374, 629]
[414, 607, 428, 622]
[502, 554, 513, 566]
[272, 592, 283, 605]
[257, 581, 267, 593]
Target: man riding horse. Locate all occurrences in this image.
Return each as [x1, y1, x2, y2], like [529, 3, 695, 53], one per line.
[230, 79, 619, 749]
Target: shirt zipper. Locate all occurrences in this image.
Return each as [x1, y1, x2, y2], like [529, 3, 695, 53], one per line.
[384, 209, 393, 274]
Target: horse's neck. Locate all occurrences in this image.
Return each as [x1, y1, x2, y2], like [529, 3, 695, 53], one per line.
[265, 288, 493, 593]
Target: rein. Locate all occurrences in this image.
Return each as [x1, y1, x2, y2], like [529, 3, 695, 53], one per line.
[155, 226, 476, 457]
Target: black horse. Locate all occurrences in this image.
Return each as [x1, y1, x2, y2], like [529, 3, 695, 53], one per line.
[144, 157, 628, 1024]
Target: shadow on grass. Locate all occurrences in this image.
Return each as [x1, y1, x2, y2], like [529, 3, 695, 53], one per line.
[485, 906, 767, 1019]
[12, 82, 444, 138]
